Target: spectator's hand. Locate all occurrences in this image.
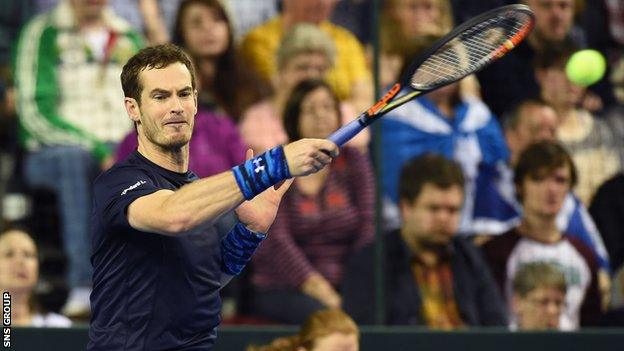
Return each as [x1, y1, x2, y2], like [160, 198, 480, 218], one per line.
[581, 91, 603, 112]
[301, 272, 342, 309]
[100, 155, 115, 171]
[236, 149, 294, 233]
[283, 139, 338, 177]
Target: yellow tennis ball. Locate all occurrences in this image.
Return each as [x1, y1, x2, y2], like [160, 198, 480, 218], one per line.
[565, 50, 606, 87]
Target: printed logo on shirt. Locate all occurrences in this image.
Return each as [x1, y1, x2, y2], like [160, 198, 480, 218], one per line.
[121, 180, 147, 195]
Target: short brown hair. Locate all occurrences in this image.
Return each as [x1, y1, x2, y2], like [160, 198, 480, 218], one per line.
[503, 98, 554, 131]
[514, 141, 577, 195]
[513, 262, 567, 297]
[399, 154, 465, 203]
[121, 43, 196, 104]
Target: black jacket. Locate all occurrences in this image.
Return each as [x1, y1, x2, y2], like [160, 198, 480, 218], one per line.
[342, 230, 507, 326]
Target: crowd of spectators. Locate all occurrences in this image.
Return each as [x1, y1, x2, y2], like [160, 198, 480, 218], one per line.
[2, 0, 624, 332]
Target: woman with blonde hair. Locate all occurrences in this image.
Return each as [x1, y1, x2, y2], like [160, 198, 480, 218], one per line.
[247, 309, 359, 351]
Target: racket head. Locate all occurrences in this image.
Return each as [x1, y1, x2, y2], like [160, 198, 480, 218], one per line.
[401, 4, 535, 93]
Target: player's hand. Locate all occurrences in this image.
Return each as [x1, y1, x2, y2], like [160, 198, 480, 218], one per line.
[236, 149, 294, 233]
[283, 139, 339, 177]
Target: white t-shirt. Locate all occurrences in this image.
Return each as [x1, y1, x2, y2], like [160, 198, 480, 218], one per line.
[31, 313, 72, 327]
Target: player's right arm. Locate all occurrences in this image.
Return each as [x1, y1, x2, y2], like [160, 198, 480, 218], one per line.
[126, 138, 338, 236]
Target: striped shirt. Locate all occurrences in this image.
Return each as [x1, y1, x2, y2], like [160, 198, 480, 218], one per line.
[251, 147, 375, 289]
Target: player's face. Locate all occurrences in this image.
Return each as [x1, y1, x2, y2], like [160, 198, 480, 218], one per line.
[525, 0, 574, 42]
[181, 4, 229, 58]
[310, 332, 359, 351]
[400, 183, 463, 249]
[513, 105, 559, 154]
[515, 286, 565, 330]
[133, 63, 198, 150]
[519, 165, 571, 218]
[298, 86, 340, 139]
[0, 231, 39, 294]
[280, 53, 331, 92]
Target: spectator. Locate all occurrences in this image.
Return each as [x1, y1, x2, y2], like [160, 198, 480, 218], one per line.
[13, 0, 142, 317]
[471, 99, 611, 275]
[535, 40, 620, 206]
[172, 0, 267, 121]
[343, 154, 507, 327]
[240, 0, 373, 113]
[116, 1, 251, 176]
[483, 141, 603, 330]
[0, 228, 71, 327]
[511, 262, 567, 330]
[246, 309, 359, 351]
[222, 0, 279, 41]
[114, 107, 247, 177]
[590, 173, 624, 274]
[476, 0, 598, 118]
[110, 0, 175, 44]
[250, 80, 375, 324]
[379, 35, 508, 232]
[239, 23, 369, 154]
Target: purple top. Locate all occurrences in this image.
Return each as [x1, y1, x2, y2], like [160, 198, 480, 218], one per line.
[115, 110, 247, 177]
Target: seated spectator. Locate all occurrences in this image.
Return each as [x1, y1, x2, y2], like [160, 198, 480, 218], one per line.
[476, 0, 608, 118]
[378, 0, 479, 97]
[250, 80, 374, 324]
[483, 141, 603, 330]
[471, 99, 610, 273]
[246, 309, 359, 351]
[512, 262, 567, 330]
[379, 36, 508, 232]
[13, 0, 142, 317]
[0, 228, 71, 327]
[172, 0, 267, 120]
[535, 40, 621, 206]
[590, 173, 624, 274]
[239, 23, 368, 154]
[240, 0, 373, 113]
[343, 154, 506, 327]
[115, 107, 247, 177]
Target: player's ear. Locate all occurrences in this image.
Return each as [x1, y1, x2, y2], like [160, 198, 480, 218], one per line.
[125, 97, 141, 123]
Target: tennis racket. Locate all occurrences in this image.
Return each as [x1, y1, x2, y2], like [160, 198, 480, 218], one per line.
[328, 4, 535, 146]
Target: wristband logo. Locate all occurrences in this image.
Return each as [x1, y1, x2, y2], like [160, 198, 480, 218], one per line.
[253, 158, 265, 174]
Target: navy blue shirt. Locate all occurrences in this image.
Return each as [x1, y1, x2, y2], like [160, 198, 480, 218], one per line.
[88, 151, 233, 350]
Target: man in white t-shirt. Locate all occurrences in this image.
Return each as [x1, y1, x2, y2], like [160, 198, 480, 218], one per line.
[483, 141, 602, 330]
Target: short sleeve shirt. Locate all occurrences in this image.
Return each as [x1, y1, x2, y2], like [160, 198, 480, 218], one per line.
[88, 151, 228, 350]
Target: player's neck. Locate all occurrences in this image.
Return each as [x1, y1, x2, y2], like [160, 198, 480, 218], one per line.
[518, 213, 561, 244]
[137, 140, 189, 173]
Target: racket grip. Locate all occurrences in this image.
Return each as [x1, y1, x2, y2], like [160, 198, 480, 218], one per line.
[328, 118, 366, 147]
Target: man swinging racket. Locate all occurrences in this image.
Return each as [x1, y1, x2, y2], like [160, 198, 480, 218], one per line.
[88, 44, 338, 350]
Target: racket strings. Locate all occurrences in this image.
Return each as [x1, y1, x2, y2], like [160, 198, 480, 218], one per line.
[411, 11, 532, 89]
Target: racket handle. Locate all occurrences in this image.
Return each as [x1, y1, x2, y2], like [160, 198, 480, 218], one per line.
[328, 117, 367, 147]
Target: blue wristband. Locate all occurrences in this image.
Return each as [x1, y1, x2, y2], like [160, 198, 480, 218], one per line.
[231, 146, 291, 200]
[221, 223, 266, 276]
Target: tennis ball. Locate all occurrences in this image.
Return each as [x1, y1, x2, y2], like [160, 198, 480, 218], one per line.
[565, 50, 606, 87]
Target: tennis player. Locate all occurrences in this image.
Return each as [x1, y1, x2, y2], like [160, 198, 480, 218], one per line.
[87, 44, 338, 350]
